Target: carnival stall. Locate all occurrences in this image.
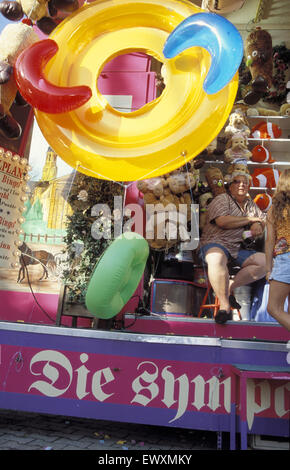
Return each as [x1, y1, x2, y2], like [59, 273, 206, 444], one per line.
[0, 0, 289, 450]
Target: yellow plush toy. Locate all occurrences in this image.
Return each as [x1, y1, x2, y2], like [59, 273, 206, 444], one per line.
[246, 106, 279, 117]
[0, 22, 39, 139]
[280, 103, 290, 116]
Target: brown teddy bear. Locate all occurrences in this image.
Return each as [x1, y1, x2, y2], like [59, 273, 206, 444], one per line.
[205, 167, 225, 197]
[137, 177, 167, 205]
[145, 203, 181, 250]
[199, 191, 213, 231]
[167, 172, 197, 195]
[159, 187, 180, 209]
[0, 22, 39, 139]
[137, 176, 178, 250]
[139, 171, 196, 250]
[195, 136, 226, 162]
[243, 27, 273, 105]
[224, 133, 252, 165]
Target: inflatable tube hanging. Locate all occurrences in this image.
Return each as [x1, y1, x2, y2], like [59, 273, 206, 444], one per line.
[15, 0, 243, 181]
[85, 233, 149, 319]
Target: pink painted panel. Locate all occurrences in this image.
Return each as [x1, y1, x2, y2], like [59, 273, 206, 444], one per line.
[0, 344, 235, 416]
[0, 291, 58, 324]
[0, 291, 91, 327]
[123, 315, 290, 342]
[102, 53, 151, 72]
[98, 71, 156, 111]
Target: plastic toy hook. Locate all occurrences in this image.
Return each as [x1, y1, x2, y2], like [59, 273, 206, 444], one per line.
[14, 39, 92, 113]
[163, 12, 243, 95]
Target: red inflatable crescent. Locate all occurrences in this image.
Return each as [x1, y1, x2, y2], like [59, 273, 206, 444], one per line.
[14, 39, 92, 114]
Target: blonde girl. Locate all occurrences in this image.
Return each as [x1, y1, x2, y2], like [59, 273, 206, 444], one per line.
[265, 169, 290, 330]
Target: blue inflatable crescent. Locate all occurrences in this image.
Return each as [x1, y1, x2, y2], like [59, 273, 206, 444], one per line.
[163, 12, 243, 95]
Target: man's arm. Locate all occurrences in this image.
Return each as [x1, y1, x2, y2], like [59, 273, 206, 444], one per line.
[215, 214, 263, 229]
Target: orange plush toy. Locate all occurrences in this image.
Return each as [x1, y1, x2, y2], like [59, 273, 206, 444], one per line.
[254, 193, 272, 211]
[251, 168, 280, 189]
[251, 145, 275, 163]
[250, 121, 282, 139]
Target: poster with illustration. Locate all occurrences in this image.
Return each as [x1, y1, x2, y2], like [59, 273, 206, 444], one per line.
[0, 93, 135, 323]
[0, 118, 74, 296]
[0, 149, 30, 269]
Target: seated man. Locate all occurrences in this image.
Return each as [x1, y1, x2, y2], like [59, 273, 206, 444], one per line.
[199, 170, 266, 324]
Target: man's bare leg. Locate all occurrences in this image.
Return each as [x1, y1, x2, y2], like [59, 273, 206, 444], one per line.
[229, 252, 266, 293]
[205, 248, 230, 312]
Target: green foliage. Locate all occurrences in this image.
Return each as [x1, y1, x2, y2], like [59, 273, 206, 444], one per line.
[61, 173, 124, 304]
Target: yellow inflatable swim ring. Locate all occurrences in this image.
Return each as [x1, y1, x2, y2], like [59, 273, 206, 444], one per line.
[16, 0, 241, 181]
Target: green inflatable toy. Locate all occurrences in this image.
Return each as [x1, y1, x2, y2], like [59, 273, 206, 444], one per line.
[85, 232, 149, 319]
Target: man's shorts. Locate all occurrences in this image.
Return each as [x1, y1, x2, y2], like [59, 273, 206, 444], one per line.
[199, 242, 257, 267]
[269, 252, 290, 284]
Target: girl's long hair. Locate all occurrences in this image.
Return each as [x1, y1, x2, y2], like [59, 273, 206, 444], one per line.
[271, 169, 290, 228]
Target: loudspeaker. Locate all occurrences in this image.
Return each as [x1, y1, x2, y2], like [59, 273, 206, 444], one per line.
[150, 279, 204, 317]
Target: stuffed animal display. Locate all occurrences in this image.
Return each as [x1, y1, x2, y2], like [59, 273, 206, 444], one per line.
[0, 22, 39, 139]
[286, 80, 290, 103]
[233, 101, 279, 117]
[246, 106, 279, 116]
[224, 133, 252, 164]
[197, 136, 226, 162]
[195, 137, 227, 168]
[224, 111, 250, 140]
[198, 190, 213, 230]
[280, 102, 290, 116]
[0, 0, 79, 34]
[136, 177, 167, 205]
[251, 168, 280, 189]
[250, 121, 282, 139]
[224, 162, 251, 184]
[251, 145, 275, 164]
[254, 193, 272, 211]
[137, 168, 199, 250]
[243, 27, 273, 105]
[0, 0, 83, 140]
[222, 109, 253, 174]
[201, 0, 246, 14]
[205, 166, 225, 197]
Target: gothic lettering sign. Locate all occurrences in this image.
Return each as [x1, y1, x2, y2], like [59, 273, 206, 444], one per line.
[0, 345, 289, 431]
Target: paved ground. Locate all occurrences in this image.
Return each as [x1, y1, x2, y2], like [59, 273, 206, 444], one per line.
[0, 409, 222, 451]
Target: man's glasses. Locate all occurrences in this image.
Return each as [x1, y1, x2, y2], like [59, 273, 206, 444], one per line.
[232, 179, 248, 186]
